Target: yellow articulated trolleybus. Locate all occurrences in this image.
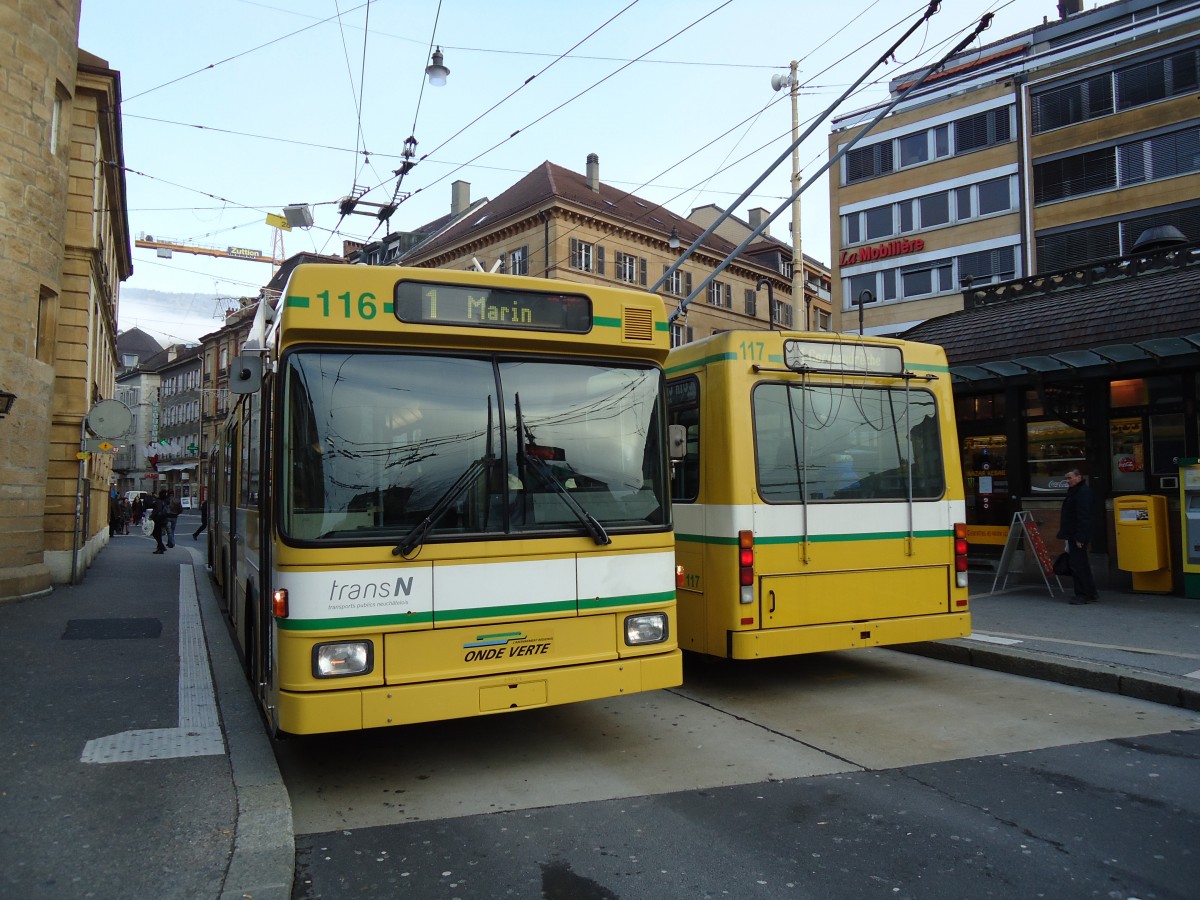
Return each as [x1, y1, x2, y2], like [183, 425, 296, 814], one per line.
[209, 264, 683, 735]
[665, 330, 970, 660]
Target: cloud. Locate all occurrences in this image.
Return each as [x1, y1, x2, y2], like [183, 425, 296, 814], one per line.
[117, 287, 248, 345]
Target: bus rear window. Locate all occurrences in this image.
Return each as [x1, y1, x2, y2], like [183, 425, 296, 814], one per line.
[753, 383, 944, 502]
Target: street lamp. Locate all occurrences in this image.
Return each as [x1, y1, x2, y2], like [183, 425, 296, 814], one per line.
[668, 226, 681, 250]
[425, 47, 450, 86]
[0, 389, 15, 418]
[772, 61, 805, 330]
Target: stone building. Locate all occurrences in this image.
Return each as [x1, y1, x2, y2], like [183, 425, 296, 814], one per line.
[0, 3, 131, 598]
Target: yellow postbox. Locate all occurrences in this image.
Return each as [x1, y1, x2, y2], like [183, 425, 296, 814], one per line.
[1113, 494, 1171, 593]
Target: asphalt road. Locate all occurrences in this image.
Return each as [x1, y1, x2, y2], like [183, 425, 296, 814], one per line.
[279, 650, 1200, 899]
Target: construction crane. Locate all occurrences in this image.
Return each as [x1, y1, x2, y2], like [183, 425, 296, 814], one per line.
[134, 234, 282, 265]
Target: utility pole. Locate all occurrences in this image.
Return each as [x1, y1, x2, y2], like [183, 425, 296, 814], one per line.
[786, 60, 806, 331]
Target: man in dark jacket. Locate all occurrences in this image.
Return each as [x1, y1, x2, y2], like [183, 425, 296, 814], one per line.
[1057, 468, 1098, 604]
[150, 489, 170, 554]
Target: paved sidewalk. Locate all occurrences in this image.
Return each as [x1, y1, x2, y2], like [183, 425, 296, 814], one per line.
[897, 573, 1200, 711]
[0, 528, 292, 900]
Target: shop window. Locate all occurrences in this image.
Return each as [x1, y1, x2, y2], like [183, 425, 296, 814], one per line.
[1026, 420, 1085, 493]
[1110, 378, 1147, 407]
[956, 392, 1006, 421]
[1151, 413, 1186, 474]
[962, 435, 1008, 526]
[1110, 417, 1144, 492]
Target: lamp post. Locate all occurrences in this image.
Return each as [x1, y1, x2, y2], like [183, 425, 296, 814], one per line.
[773, 61, 804, 330]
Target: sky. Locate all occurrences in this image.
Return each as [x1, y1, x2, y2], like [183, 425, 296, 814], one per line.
[79, 0, 1062, 347]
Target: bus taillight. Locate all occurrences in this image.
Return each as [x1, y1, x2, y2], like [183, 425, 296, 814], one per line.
[954, 523, 969, 588]
[738, 530, 754, 604]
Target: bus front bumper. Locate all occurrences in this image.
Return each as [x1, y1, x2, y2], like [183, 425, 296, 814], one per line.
[273, 649, 682, 734]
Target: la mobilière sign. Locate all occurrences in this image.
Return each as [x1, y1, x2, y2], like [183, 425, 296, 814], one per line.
[840, 237, 924, 267]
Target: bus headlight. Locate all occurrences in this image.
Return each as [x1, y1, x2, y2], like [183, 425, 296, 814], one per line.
[625, 613, 668, 645]
[313, 641, 373, 678]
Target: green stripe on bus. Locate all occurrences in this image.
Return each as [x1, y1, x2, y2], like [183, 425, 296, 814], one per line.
[275, 590, 676, 632]
[655, 321, 669, 332]
[285, 295, 310, 308]
[675, 529, 953, 545]
[277, 611, 434, 631]
[594, 316, 622, 328]
[579, 589, 675, 611]
[907, 361, 950, 373]
[664, 351, 740, 376]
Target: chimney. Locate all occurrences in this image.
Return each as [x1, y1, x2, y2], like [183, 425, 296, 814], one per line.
[586, 153, 600, 193]
[748, 207, 770, 236]
[1057, 0, 1082, 18]
[451, 180, 471, 215]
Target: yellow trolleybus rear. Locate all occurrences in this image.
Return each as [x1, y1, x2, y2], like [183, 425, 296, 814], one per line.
[210, 264, 681, 735]
[665, 330, 969, 659]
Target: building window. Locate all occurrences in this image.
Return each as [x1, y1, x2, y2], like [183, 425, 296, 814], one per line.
[846, 272, 877, 308]
[846, 215, 861, 244]
[898, 131, 929, 167]
[919, 191, 950, 228]
[845, 141, 893, 183]
[707, 280, 731, 308]
[900, 259, 953, 299]
[615, 251, 646, 286]
[864, 204, 893, 240]
[1033, 147, 1116, 203]
[770, 299, 793, 328]
[508, 245, 529, 275]
[663, 266, 691, 298]
[1031, 73, 1113, 133]
[954, 106, 1011, 154]
[815, 309, 831, 331]
[1117, 125, 1200, 186]
[977, 176, 1012, 215]
[669, 322, 692, 347]
[958, 246, 1016, 287]
[569, 238, 594, 272]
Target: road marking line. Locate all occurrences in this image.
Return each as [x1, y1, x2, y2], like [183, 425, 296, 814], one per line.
[1185, 669, 1200, 680]
[81, 565, 225, 764]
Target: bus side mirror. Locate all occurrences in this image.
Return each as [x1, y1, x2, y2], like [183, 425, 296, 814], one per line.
[668, 424, 687, 461]
[229, 355, 262, 394]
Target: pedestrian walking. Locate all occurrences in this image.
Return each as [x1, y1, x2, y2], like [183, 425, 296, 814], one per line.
[167, 494, 183, 548]
[1057, 468, 1098, 605]
[193, 498, 209, 540]
[150, 489, 169, 554]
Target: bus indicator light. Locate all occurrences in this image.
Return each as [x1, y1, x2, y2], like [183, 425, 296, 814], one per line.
[675, 565, 685, 588]
[272, 588, 289, 618]
[738, 530, 754, 602]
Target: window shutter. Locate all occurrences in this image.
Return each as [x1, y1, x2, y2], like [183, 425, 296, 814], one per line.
[597, 245, 605, 275]
[684, 272, 692, 295]
[569, 237, 579, 266]
[639, 257, 647, 286]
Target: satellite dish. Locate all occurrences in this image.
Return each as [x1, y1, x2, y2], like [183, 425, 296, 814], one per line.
[86, 399, 133, 438]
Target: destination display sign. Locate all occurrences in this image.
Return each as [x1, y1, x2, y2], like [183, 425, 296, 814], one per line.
[394, 280, 592, 333]
[783, 339, 904, 375]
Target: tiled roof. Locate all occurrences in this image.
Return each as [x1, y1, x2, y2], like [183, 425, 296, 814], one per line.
[408, 160, 745, 262]
[903, 250, 1200, 367]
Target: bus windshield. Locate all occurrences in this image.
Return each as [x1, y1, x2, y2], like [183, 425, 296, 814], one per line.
[281, 351, 668, 543]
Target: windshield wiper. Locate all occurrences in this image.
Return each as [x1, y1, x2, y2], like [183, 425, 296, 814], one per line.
[394, 400, 495, 556]
[515, 393, 610, 546]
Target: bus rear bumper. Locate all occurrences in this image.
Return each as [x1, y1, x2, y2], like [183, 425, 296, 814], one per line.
[274, 650, 682, 734]
[728, 612, 971, 660]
